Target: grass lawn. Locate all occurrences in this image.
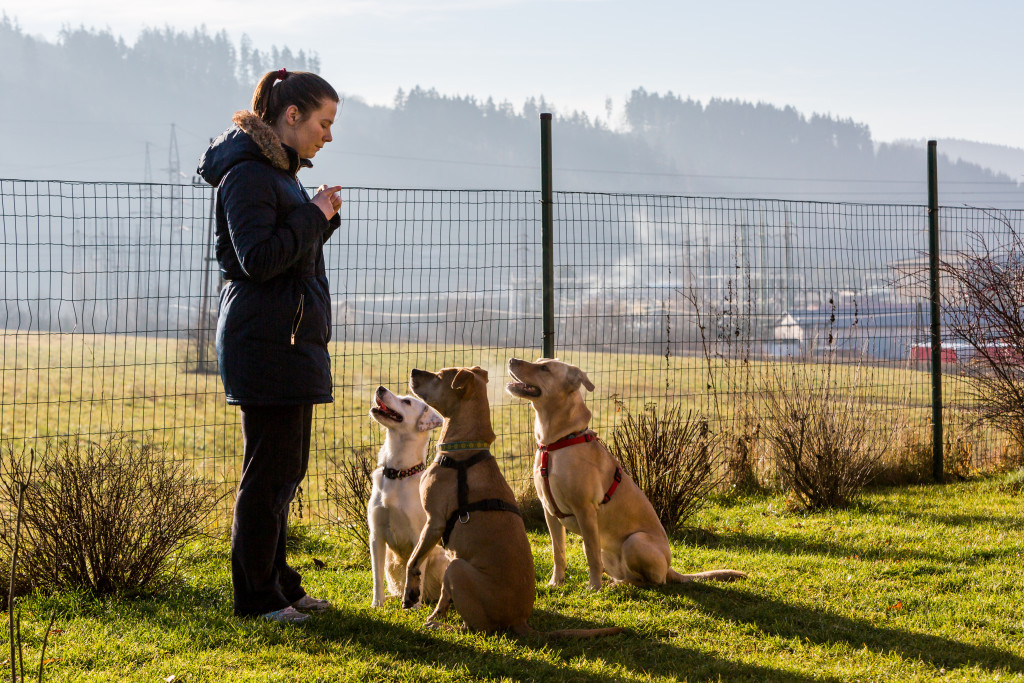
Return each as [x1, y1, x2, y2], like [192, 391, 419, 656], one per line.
[5, 477, 1023, 682]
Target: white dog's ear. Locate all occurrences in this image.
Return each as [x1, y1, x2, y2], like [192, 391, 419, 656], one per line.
[417, 405, 443, 432]
[569, 366, 595, 392]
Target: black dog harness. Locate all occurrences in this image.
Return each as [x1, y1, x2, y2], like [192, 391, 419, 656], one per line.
[435, 444, 521, 549]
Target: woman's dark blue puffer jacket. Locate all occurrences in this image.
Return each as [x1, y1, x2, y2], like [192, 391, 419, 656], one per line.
[196, 111, 340, 406]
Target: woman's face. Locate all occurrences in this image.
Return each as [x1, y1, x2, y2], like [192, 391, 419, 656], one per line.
[277, 99, 338, 159]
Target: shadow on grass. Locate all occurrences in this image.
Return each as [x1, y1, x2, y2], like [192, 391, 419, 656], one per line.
[528, 606, 845, 683]
[292, 605, 843, 683]
[706, 529, 954, 564]
[686, 584, 1024, 676]
[892, 509, 1024, 532]
[699, 527, 1023, 569]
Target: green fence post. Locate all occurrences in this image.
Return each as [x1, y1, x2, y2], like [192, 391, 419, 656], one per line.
[928, 140, 944, 483]
[541, 113, 555, 359]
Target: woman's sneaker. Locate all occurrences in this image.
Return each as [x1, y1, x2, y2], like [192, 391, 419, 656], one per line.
[292, 595, 331, 613]
[262, 606, 311, 623]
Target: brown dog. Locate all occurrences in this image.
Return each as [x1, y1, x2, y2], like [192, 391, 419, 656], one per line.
[506, 357, 747, 589]
[403, 365, 622, 637]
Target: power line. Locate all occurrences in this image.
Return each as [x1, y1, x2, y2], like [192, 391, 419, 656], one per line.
[332, 149, 1023, 186]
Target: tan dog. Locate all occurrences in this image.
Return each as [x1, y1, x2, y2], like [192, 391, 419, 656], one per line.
[506, 357, 747, 589]
[367, 386, 448, 608]
[403, 365, 622, 638]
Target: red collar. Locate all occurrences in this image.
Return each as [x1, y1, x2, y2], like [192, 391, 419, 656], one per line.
[537, 429, 596, 454]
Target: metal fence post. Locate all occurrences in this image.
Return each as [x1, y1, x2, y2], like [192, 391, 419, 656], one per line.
[928, 140, 944, 483]
[541, 113, 555, 359]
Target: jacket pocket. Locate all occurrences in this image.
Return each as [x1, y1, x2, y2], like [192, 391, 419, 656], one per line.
[290, 293, 305, 345]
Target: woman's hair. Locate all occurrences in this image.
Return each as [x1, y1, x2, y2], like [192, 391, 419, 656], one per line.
[251, 69, 339, 125]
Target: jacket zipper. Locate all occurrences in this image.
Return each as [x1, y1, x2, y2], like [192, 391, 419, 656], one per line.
[290, 293, 305, 345]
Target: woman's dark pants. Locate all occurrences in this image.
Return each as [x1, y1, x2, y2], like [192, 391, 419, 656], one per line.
[231, 403, 312, 617]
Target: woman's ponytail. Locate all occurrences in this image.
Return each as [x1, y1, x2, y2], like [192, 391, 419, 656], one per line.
[250, 69, 338, 125]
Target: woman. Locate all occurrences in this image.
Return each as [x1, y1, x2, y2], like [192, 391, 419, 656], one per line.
[197, 68, 341, 623]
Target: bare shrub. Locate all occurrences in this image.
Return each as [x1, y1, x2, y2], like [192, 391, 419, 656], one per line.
[759, 362, 905, 510]
[608, 401, 722, 533]
[0, 433, 224, 597]
[933, 212, 1024, 453]
[323, 445, 376, 551]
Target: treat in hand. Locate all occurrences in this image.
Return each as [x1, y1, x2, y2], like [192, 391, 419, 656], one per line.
[313, 184, 343, 219]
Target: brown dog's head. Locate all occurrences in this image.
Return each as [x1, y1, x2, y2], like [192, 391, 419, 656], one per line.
[369, 385, 443, 434]
[409, 366, 494, 442]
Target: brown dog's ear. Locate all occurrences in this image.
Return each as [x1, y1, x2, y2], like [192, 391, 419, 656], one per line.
[451, 368, 477, 392]
[470, 365, 488, 382]
[568, 366, 595, 392]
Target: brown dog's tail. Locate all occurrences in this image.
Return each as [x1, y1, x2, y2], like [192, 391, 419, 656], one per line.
[667, 568, 748, 583]
[512, 623, 624, 640]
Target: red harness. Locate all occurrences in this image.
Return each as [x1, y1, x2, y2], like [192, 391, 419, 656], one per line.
[536, 430, 622, 519]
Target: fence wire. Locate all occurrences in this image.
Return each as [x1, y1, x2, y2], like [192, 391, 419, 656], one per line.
[1, 179, 1021, 523]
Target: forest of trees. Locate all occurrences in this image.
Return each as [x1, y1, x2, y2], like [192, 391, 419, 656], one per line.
[1, 16, 1022, 206]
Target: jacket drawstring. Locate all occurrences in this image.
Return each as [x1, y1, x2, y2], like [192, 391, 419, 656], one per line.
[290, 293, 305, 345]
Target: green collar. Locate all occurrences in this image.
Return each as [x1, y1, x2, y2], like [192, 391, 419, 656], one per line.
[437, 440, 491, 452]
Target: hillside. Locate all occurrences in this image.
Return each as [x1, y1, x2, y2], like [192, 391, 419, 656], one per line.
[1, 18, 1021, 207]
[899, 138, 1024, 184]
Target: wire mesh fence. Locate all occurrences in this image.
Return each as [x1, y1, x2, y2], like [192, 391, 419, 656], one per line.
[1, 178, 1021, 523]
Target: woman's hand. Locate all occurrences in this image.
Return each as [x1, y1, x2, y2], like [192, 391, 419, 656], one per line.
[313, 185, 343, 220]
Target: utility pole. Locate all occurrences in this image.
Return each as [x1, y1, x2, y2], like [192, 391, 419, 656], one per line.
[167, 123, 180, 185]
[143, 141, 153, 217]
[161, 123, 182, 225]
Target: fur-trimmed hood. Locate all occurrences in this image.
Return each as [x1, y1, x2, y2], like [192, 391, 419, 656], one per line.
[196, 110, 310, 186]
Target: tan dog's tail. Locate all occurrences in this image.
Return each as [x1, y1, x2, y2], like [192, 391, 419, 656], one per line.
[667, 568, 748, 583]
[512, 624, 624, 639]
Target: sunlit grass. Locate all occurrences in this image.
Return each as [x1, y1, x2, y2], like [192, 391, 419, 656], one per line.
[5, 478, 1024, 682]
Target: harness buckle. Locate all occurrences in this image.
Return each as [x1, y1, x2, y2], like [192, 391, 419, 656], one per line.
[459, 511, 470, 524]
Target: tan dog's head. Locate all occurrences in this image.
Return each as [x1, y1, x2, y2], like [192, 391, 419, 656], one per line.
[506, 357, 594, 404]
[409, 366, 494, 442]
[369, 385, 443, 434]
[506, 358, 595, 440]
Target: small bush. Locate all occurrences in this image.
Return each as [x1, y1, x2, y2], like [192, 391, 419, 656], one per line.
[323, 445, 376, 551]
[873, 428, 934, 486]
[759, 365, 903, 510]
[722, 423, 769, 494]
[998, 468, 1024, 494]
[514, 479, 547, 532]
[0, 433, 224, 597]
[608, 402, 722, 534]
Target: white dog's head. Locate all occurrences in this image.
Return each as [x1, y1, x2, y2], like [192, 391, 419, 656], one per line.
[369, 385, 444, 433]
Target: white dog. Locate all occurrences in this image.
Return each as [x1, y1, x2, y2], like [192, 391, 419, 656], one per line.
[367, 385, 449, 607]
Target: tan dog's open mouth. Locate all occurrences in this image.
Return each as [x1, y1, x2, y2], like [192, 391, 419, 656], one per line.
[371, 397, 404, 422]
[505, 369, 541, 398]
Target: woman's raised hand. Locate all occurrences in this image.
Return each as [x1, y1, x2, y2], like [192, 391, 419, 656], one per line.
[313, 185, 343, 220]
